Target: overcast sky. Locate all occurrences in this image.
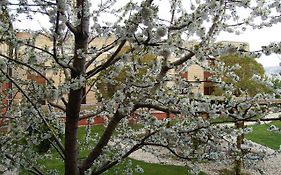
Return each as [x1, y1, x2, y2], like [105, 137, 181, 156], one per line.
[217, 24, 281, 68]
[12, 0, 281, 68]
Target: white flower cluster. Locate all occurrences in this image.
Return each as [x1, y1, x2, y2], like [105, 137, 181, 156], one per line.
[3, 0, 281, 174]
[226, 72, 240, 82]
[243, 127, 253, 134]
[156, 25, 167, 38]
[69, 75, 86, 90]
[45, 88, 60, 101]
[134, 165, 144, 173]
[261, 42, 281, 55]
[159, 48, 171, 59]
[0, 57, 7, 70]
[141, 6, 154, 25]
[267, 125, 280, 132]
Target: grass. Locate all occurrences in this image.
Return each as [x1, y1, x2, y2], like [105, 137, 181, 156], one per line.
[246, 121, 281, 150]
[20, 125, 205, 175]
[31, 157, 194, 175]
[18, 119, 281, 174]
[103, 158, 204, 175]
[209, 117, 281, 150]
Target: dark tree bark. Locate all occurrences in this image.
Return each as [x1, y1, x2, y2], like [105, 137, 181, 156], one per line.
[64, 0, 89, 174]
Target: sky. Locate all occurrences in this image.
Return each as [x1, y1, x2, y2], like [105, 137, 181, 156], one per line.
[11, 0, 281, 68]
[217, 24, 281, 68]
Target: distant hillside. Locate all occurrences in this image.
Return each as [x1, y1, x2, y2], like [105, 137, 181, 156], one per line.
[265, 66, 281, 76]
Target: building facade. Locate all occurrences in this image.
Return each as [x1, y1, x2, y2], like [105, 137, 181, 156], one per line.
[0, 32, 249, 106]
[182, 41, 250, 95]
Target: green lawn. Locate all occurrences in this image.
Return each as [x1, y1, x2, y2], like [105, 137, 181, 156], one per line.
[20, 125, 204, 175]
[246, 121, 281, 150]
[18, 120, 281, 174]
[32, 157, 194, 175]
[103, 159, 200, 175]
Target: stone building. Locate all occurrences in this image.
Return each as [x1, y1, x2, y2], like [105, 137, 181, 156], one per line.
[0, 32, 249, 106]
[182, 41, 250, 95]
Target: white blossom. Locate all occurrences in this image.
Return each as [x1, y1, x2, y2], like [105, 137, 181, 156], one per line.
[159, 48, 171, 58]
[1, 0, 281, 174]
[0, 58, 7, 70]
[134, 165, 144, 173]
[156, 25, 167, 38]
[141, 6, 153, 21]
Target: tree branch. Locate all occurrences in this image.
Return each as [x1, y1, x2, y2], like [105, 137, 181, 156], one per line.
[91, 131, 159, 175]
[79, 108, 104, 121]
[0, 53, 68, 107]
[142, 142, 192, 160]
[21, 42, 54, 57]
[52, 3, 75, 70]
[171, 52, 195, 67]
[5, 154, 45, 175]
[86, 39, 127, 78]
[66, 21, 78, 34]
[85, 38, 120, 69]
[135, 103, 180, 114]
[47, 101, 66, 112]
[0, 68, 65, 157]
[79, 109, 124, 172]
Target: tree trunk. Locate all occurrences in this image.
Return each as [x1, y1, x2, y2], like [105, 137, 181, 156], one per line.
[65, 89, 83, 175]
[64, 0, 89, 174]
[235, 121, 244, 175]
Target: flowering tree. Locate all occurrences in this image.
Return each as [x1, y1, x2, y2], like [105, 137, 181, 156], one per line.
[0, 0, 281, 175]
[213, 54, 270, 97]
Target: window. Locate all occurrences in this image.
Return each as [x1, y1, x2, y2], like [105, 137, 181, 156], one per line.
[204, 86, 214, 95]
